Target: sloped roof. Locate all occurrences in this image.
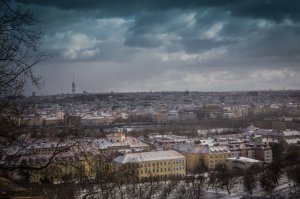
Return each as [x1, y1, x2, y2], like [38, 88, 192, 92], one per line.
[114, 150, 184, 164]
[173, 144, 204, 153]
[201, 146, 231, 154]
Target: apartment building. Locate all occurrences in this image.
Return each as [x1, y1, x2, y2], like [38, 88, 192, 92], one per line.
[201, 146, 232, 169]
[229, 142, 273, 163]
[172, 144, 203, 172]
[174, 144, 231, 171]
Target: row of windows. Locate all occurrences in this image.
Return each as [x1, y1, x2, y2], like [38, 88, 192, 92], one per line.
[140, 159, 185, 167]
[123, 164, 139, 169]
[140, 173, 185, 178]
[174, 160, 185, 164]
[210, 159, 224, 163]
[141, 166, 185, 174]
[142, 167, 170, 174]
[209, 154, 229, 158]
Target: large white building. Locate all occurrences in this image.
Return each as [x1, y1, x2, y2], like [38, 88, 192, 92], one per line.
[114, 150, 186, 179]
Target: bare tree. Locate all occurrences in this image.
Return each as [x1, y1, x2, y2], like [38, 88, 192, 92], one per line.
[0, 1, 85, 182]
[184, 174, 206, 199]
[213, 163, 236, 195]
[259, 171, 276, 198]
[0, 0, 49, 172]
[175, 184, 188, 199]
[158, 181, 178, 199]
[0, 0, 46, 97]
[243, 166, 258, 197]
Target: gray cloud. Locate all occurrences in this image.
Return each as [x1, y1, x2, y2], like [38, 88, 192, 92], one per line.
[124, 35, 163, 48]
[181, 39, 235, 54]
[19, 0, 300, 94]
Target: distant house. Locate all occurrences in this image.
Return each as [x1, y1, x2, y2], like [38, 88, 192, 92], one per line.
[106, 131, 126, 143]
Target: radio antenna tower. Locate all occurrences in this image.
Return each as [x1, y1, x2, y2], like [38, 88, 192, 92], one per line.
[72, 73, 76, 94]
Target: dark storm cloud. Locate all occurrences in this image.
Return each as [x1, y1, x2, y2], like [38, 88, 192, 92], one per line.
[26, 0, 300, 63]
[232, 25, 300, 59]
[230, 0, 300, 22]
[28, 0, 300, 22]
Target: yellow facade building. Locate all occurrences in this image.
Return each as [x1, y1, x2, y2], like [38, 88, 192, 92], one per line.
[201, 146, 232, 169]
[114, 150, 186, 179]
[18, 154, 97, 183]
[174, 144, 231, 171]
[172, 144, 204, 172]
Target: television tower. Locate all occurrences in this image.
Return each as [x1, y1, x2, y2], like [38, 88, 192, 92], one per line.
[72, 73, 76, 94]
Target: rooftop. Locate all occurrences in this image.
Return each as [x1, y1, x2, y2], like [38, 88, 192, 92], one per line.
[114, 150, 185, 163]
[227, 157, 261, 163]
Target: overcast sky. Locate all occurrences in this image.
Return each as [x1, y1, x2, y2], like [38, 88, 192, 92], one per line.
[23, 0, 300, 95]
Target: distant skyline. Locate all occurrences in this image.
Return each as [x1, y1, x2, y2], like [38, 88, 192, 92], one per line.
[22, 0, 300, 95]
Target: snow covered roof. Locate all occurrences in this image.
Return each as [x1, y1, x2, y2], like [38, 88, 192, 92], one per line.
[282, 130, 300, 137]
[92, 138, 113, 149]
[227, 157, 261, 163]
[173, 144, 204, 153]
[82, 115, 107, 119]
[104, 137, 149, 148]
[285, 138, 300, 144]
[201, 146, 231, 154]
[199, 139, 215, 146]
[124, 137, 149, 148]
[114, 150, 185, 164]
